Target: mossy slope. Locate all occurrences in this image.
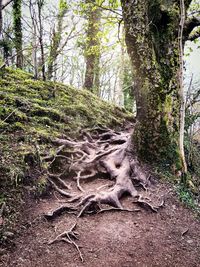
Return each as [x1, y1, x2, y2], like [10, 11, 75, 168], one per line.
[0, 68, 133, 234]
[0, 68, 132, 137]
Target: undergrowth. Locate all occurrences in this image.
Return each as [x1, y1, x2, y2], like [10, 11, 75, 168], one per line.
[153, 162, 200, 217]
[177, 184, 200, 216]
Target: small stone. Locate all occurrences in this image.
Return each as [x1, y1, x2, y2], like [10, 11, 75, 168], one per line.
[187, 239, 193, 244]
[4, 231, 14, 237]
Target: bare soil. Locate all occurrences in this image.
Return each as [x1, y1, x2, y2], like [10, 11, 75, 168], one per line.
[0, 127, 200, 267]
[0, 181, 200, 267]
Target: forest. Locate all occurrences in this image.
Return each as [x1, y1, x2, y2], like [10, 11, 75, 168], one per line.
[0, 0, 200, 266]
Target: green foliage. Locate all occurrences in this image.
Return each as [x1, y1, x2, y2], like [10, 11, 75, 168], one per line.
[185, 111, 200, 130]
[59, 0, 68, 10]
[35, 176, 48, 196]
[184, 136, 200, 177]
[152, 162, 199, 215]
[177, 184, 200, 214]
[107, 0, 120, 9]
[123, 60, 135, 112]
[0, 38, 13, 60]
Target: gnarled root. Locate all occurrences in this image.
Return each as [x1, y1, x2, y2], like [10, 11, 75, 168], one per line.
[44, 123, 163, 261]
[44, 205, 77, 220]
[44, 124, 163, 218]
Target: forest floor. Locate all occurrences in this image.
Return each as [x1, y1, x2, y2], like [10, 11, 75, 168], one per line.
[1, 126, 200, 267]
[0, 179, 200, 267]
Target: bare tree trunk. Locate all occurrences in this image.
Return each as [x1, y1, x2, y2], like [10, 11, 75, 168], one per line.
[29, 0, 38, 79]
[37, 0, 45, 80]
[179, 0, 187, 176]
[0, 0, 14, 35]
[114, 27, 125, 107]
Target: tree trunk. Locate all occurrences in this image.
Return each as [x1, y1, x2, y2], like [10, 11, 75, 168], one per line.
[37, 0, 45, 81]
[47, 0, 68, 80]
[84, 1, 101, 96]
[13, 0, 23, 69]
[29, 0, 38, 79]
[0, 0, 2, 35]
[121, 0, 185, 169]
[114, 26, 126, 107]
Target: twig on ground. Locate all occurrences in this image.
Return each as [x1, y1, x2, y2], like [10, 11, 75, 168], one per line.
[75, 171, 85, 192]
[48, 222, 84, 262]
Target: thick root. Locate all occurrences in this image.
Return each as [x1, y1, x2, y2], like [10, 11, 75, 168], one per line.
[44, 123, 163, 261]
[45, 124, 162, 216]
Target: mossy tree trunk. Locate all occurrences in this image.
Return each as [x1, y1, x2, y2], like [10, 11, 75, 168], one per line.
[84, 0, 101, 96]
[13, 0, 23, 69]
[47, 0, 68, 80]
[121, 0, 193, 169]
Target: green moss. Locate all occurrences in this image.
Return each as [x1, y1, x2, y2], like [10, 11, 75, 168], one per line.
[0, 67, 132, 198]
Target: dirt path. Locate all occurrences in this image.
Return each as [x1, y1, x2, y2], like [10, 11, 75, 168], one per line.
[0, 126, 200, 267]
[1, 183, 200, 267]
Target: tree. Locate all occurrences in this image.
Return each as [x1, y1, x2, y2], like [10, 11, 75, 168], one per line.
[0, 0, 2, 35]
[123, 57, 135, 112]
[83, 0, 101, 95]
[37, 0, 45, 80]
[13, 0, 23, 68]
[0, 0, 14, 35]
[121, 0, 199, 173]
[47, 0, 68, 80]
[0, 26, 13, 64]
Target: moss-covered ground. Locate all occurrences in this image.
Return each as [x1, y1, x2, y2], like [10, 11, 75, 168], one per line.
[0, 68, 133, 237]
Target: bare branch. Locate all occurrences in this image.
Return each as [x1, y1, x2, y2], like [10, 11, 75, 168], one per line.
[2, 0, 13, 10]
[184, 16, 200, 41]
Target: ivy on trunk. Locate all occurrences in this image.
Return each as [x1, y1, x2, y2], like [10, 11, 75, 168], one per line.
[13, 0, 23, 69]
[121, 0, 186, 169]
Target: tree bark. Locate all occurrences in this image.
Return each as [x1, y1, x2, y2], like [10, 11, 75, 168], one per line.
[114, 26, 125, 107]
[121, 0, 185, 169]
[0, 0, 2, 35]
[37, 0, 45, 81]
[29, 0, 38, 79]
[13, 0, 23, 69]
[47, 0, 68, 80]
[84, 1, 101, 96]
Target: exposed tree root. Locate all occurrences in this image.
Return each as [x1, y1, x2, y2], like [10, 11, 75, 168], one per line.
[43, 123, 163, 261]
[97, 207, 141, 214]
[48, 222, 84, 262]
[43, 124, 164, 215]
[44, 205, 77, 220]
[48, 172, 71, 190]
[47, 178, 73, 198]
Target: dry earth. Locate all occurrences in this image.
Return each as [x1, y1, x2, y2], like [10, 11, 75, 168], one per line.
[0, 181, 200, 267]
[0, 126, 200, 267]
